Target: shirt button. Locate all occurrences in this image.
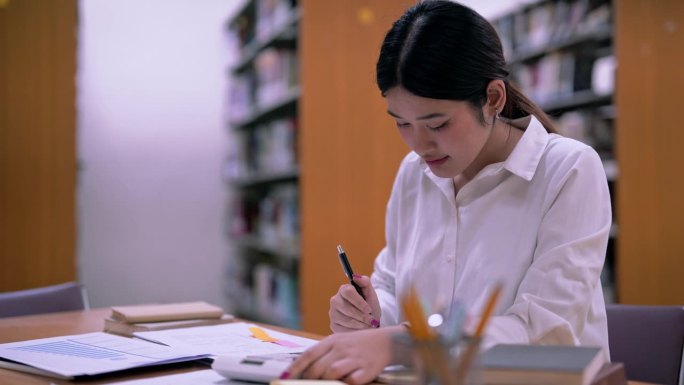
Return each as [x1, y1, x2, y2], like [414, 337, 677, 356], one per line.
[446, 254, 454, 263]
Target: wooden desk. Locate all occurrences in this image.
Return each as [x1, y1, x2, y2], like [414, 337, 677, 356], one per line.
[0, 310, 658, 385]
[0, 308, 320, 385]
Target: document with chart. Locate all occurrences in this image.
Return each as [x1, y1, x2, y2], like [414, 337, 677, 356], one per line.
[0, 332, 208, 379]
[134, 322, 318, 356]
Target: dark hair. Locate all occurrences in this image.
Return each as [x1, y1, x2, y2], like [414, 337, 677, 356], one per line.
[376, 0, 557, 133]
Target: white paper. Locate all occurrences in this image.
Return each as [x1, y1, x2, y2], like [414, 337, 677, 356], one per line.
[104, 369, 234, 384]
[0, 332, 208, 379]
[134, 322, 318, 356]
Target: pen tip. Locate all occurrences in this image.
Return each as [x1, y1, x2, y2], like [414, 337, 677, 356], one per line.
[337, 245, 344, 253]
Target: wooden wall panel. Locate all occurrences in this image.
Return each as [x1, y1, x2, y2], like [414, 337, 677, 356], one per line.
[615, 0, 684, 304]
[299, 0, 415, 334]
[0, 0, 77, 291]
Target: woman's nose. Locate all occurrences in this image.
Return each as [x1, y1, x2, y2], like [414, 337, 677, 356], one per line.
[412, 127, 434, 153]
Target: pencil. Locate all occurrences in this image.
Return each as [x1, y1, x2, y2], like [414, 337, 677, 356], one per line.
[402, 287, 433, 340]
[401, 287, 452, 385]
[453, 282, 503, 385]
[473, 282, 502, 338]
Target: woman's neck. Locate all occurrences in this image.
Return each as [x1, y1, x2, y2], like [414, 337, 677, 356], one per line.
[453, 116, 527, 192]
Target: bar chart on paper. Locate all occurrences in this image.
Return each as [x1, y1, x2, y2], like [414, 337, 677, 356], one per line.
[10, 334, 180, 360]
[0, 332, 207, 379]
[12, 341, 126, 359]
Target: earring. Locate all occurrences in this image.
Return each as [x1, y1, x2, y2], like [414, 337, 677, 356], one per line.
[495, 109, 500, 120]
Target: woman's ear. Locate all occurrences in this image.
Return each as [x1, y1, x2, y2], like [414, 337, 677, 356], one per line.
[485, 80, 506, 121]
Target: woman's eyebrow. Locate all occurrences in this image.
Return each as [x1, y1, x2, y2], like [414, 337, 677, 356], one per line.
[387, 110, 446, 120]
[387, 110, 403, 119]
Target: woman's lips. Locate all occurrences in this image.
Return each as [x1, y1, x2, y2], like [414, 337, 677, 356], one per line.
[424, 156, 449, 167]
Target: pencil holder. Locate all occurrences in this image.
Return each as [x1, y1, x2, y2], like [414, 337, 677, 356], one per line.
[393, 334, 482, 385]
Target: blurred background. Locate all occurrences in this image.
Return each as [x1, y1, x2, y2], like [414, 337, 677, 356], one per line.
[1, 0, 682, 335]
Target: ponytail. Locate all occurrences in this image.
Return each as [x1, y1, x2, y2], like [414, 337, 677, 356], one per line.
[504, 81, 558, 134]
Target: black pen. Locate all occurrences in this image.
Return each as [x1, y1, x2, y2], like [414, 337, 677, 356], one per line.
[337, 244, 366, 300]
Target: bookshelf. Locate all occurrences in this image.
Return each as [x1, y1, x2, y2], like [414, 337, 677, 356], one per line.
[225, 0, 415, 334]
[224, 0, 301, 328]
[491, 0, 617, 301]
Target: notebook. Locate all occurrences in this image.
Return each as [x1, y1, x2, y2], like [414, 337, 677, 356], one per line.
[110, 301, 224, 323]
[480, 344, 605, 385]
[104, 314, 235, 337]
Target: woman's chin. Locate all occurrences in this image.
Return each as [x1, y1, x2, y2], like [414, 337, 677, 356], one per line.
[428, 167, 458, 179]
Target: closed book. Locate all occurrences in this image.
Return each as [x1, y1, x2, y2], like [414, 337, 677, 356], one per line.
[590, 363, 627, 385]
[481, 344, 605, 385]
[104, 314, 235, 337]
[110, 301, 224, 323]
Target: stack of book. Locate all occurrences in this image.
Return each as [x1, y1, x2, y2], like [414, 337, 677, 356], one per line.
[377, 344, 626, 385]
[103, 301, 234, 337]
[480, 344, 610, 385]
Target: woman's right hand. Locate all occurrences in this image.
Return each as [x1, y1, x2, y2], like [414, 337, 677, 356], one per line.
[329, 275, 382, 333]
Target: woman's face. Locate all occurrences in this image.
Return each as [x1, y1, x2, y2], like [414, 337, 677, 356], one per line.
[385, 87, 492, 179]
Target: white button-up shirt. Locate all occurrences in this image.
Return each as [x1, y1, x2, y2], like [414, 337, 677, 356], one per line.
[371, 116, 611, 357]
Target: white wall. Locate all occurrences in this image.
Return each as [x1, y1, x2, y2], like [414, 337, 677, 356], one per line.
[77, 0, 241, 309]
[460, 0, 538, 20]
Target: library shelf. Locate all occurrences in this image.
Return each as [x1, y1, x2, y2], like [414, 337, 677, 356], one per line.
[491, 0, 618, 301]
[235, 235, 300, 263]
[231, 9, 301, 74]
[230, 87, 300, 129]
[507, 25, 612, 65]
[229, 167, 299, 188]
[541, 90, 612, 114]
[225, 0, 302, 329]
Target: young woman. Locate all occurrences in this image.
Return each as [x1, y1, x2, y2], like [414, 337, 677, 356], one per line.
[285, 1, 611, 383]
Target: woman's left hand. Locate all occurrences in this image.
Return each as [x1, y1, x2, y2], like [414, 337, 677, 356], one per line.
[284, 326, 404, 385]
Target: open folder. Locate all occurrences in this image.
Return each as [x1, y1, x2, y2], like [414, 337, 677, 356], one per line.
[0, 332, 209, 380]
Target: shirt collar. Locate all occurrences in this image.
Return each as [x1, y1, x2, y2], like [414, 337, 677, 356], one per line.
[418, 115, 550, 200]
[503, 115, 550, 181]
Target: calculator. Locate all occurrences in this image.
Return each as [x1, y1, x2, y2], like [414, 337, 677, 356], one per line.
[212, 353, 300, 383]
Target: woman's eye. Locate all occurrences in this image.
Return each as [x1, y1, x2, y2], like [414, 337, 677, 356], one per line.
[395, 122, 410, 128]
[427, 121, 448, 131]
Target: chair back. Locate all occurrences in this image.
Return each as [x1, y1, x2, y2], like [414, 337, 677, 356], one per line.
[0, 282, 88, 318]
[606, 304, 684, 385]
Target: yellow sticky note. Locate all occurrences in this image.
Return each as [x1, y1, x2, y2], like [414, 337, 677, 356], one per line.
[249, 326, 277, 342]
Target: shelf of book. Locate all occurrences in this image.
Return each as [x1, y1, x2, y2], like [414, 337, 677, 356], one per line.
[230, 87, 300, 129]
[231, 9, 301, 74]
[540, 91, 612, 114]
[507, 25, 612, 65]
[225, 0, 301, 329]
[235, 234, 300, 262]
[223, 257, 300, 329]
[229, 167, 299, 188]
[492, 0, 617, 302]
